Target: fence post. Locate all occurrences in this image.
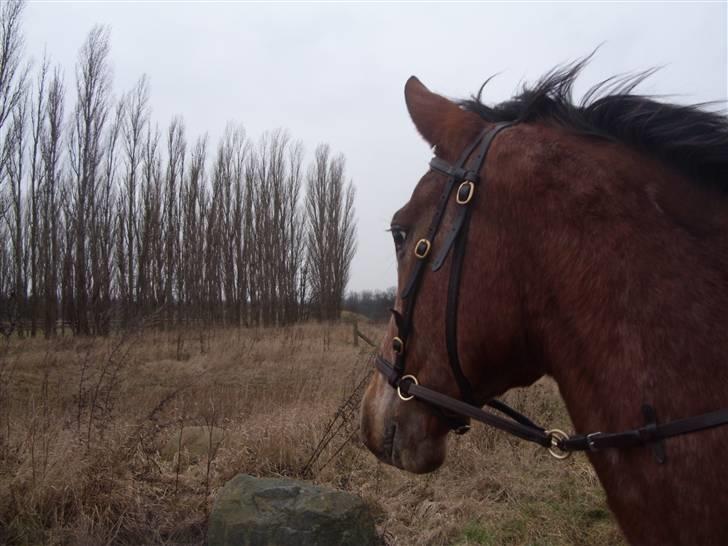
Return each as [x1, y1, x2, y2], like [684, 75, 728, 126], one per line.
[353, 320, 358, 347]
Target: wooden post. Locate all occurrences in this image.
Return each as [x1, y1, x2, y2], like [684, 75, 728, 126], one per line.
[353, 320, 359, 347]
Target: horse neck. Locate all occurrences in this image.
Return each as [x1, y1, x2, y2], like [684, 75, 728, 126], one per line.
[518, 126, 728, 435]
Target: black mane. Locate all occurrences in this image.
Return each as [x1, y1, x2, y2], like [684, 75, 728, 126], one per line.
[460, 59, 728, 187]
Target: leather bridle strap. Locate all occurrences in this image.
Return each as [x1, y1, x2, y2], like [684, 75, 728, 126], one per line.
[395, 375, 728, 455]
[386, 130, 493, 394]
[430, 123, 512, 272]
[396, 376, 551, 446]
[377, 122, 521, 433]
[400, 127, 492, 300]
[384, 126, 499, 392]
[561, 407, 728, 452]
[374, 355, 548, 440]
[442, 122, 515, 403]
[374, 356, 544, 431]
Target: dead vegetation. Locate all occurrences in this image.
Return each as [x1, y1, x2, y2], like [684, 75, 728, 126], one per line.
[0, 323, 625, 545]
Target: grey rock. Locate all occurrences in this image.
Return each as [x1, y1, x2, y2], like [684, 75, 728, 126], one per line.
[208, 474, 378, 546]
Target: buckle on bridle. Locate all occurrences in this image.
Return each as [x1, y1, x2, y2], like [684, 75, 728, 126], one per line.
[397, 374, 418, 402]
[456, 181, 475, 205]
[586, 432, 602, 452]
[414, 239, 431, 259]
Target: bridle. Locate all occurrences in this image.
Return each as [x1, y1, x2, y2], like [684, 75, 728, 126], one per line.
[374, 121, 728, 461]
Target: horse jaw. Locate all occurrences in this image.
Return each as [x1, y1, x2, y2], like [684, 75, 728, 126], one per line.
[360, 372, 448, 474]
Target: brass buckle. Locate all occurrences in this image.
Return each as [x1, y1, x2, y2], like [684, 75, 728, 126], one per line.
[414, 239, 431, 259]
[397, 375, 418, 401]
[586, 432, 602, 452]
[546, 429, 571, 460]
[392, 336, 404, 354]
[456, 181, 475, 205]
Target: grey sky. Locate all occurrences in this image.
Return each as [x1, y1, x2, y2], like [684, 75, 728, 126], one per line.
[26, 1, 727, 292]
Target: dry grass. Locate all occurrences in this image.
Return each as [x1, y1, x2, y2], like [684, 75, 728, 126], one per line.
[0, 322, 625, 545]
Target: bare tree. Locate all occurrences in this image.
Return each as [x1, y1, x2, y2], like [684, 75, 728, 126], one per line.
[27, 55, 48, 336]
[90, 98, 122, 334]
[136, 123, 162, 314]
[59, 179, 73, 335]
[0, 0, 27, 224]
[68, 25, 112, 335]
[228, 128, 249, 326]
[0, 0, 27, 335]
[249, 133, 270, 324]
[329, 156, 357, 317]
[162, 116, 185, 326]
[243, 129, 307, 326]
[241, 147, 256, 325]
[0, 0, 25, 131]
[4, 88, 27, 335]
[210, 123, 247, 326]
[180, 135, 207, 324]
[305, 144, 357, 321]
[118, 74, 149, 324]
[39, 66, 64, 336]
[280, 138, 305, 324]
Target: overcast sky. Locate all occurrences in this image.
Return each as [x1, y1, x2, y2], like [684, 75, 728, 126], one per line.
[25, 1, 727, 292]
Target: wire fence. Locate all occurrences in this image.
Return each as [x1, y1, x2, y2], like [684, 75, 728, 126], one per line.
[302, 324, 377, 477]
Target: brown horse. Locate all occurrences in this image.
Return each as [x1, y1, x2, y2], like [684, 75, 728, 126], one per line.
[360, 62, 728, 545]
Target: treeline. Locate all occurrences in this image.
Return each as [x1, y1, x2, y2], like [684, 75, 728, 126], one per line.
[342, 288, 395, 322]
[0, 2, 357, 337]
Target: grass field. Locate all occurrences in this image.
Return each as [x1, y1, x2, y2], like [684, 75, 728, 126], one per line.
[0, 322, 625, 545]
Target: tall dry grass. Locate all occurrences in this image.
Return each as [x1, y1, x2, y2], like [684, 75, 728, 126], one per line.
[0, 323, 625, 545]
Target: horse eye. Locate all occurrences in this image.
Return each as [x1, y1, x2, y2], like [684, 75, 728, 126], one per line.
[390, 227, 407, 251]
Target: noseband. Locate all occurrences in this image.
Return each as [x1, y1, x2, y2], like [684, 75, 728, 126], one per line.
[375, 122, 728, 461]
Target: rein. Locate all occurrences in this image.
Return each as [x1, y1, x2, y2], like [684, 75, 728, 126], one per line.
[375, 122, 728, 461]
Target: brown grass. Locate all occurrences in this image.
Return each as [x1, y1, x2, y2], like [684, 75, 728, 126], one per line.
[0, 323, 625, 545]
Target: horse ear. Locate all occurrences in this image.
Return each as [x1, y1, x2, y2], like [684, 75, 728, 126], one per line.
[404, 76, 479, 159]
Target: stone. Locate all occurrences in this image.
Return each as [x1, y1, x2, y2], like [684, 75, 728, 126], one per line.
[208, 474, 379, 546]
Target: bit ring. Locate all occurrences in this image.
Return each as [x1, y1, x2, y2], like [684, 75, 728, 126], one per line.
[546, 429, 571, 460]
[397, 375, 418, 401]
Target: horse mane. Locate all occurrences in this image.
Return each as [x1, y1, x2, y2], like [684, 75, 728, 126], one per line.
[460, 58, 728, 188]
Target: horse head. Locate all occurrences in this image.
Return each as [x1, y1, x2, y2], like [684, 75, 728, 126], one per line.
[360, 77, 545, 473]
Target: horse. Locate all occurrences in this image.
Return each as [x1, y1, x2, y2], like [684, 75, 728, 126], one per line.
[360, 61, 728, 545]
